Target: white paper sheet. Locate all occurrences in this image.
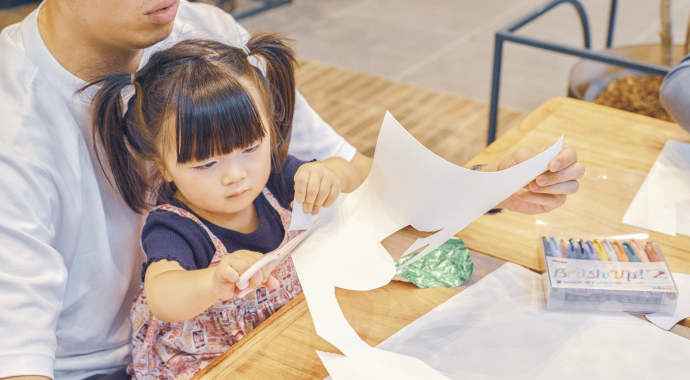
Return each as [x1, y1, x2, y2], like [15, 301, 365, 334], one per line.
[290, 112, 563, 379]
[647, 273, 690, 330]
[372, 262, 690, 379]
[623, 140, 690, 236]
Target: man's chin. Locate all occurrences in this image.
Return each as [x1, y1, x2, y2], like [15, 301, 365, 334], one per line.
[131, 23, 175, 49]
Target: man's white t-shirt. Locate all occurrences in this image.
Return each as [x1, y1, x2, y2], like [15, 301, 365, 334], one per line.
[0, 1, 355, 379]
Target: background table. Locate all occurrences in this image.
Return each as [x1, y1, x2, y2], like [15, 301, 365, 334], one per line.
[195, 98, 690, 379]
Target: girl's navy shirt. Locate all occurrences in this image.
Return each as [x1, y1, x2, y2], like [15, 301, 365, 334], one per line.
[140, 155, 307, 281]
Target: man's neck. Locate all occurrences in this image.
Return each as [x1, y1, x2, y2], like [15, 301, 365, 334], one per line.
[37, 1, 143, 82]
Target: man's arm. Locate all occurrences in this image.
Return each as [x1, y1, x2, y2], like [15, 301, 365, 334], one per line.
[661, 55, 690, 132]
[288, 91, 358, 161]
[0, 154, 65, 379]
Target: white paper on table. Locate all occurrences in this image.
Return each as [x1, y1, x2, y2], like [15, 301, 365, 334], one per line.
[623, 140, 690, 236]
[676, 200, 690, 237]
[622, 176, 649, 230]
[647, 273, 690, 330]
[291, 111, 563, 379]
[360, 262, 690, 379]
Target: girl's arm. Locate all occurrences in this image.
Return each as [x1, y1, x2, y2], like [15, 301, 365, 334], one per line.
[321, 157, 361, 193]
[144, 250, 279, 323]
[294, 157, 361, 215]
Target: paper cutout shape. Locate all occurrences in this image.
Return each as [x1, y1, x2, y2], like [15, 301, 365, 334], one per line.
[647, 273, 690, 330]
[372, 262, 690, 379]
[290, 112, 563, 379]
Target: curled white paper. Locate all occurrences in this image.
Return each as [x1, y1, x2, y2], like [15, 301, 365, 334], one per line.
[291, 112, 563, 379]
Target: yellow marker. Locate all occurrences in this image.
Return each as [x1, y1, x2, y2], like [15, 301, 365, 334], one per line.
[591, 239, 608, 261]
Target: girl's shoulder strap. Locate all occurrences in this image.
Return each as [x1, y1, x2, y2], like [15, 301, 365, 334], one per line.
[261, 188, 292, 230]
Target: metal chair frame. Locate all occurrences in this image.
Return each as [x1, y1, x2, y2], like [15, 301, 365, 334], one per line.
[487, 0, 670, 144]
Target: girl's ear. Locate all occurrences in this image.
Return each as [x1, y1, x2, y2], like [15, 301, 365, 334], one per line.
[155, 158, 173, 182]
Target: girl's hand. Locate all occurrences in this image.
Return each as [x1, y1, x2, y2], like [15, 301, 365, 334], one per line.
[212, 250, 279, 300]
[294, 161, 342, 215]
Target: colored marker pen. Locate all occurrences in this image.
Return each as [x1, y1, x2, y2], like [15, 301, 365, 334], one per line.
[567, 239, 577, 259]
[542, 237, 552, 257]
[611, 240, 630, 262]
[631, 238, 650, 262]
[592, 239, 608, 261]
[558, 239, 567, 258]
[602, 239, 619, 262]
[622, 242, 641, 262]
[576, 240, 588, 260]
[645, 242, 661, 262]
[584, 241, 599, 260]
[549, 237, 561, 258]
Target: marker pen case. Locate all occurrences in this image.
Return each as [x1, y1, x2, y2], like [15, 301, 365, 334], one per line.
[539, 238, 678, 314]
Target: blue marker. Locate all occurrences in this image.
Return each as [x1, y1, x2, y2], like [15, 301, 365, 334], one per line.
[576, 240, 588, 260]
[584, 241, 599, 260]
[542, 237, 552, 256]
[622, 242, 641, 262]
[548, 237, 561, 258]
[567, 239, 577, 259]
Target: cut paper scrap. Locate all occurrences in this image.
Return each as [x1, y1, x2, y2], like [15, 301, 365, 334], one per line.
[647, 273, 690, 330]
[365, 262, 690, 379]
[289, 111, 563, 379]
[623, 140, 690, 236]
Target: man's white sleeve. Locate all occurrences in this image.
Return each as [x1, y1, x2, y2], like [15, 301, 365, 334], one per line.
[288, 90, 357, 162]
[0, 154, 65, 378]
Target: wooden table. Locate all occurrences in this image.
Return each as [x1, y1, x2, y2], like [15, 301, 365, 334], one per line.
[197, 98, 690, 379]
[459, 97, 690, 276]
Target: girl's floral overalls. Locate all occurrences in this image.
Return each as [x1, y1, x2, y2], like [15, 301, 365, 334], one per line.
[128, 188, 302, 379]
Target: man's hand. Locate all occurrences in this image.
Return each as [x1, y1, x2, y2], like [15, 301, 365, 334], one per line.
[480, 143, 584, 214]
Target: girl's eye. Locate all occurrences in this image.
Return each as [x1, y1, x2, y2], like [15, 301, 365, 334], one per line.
[243, 144, 260, 154]
[194, 162, 216, 170]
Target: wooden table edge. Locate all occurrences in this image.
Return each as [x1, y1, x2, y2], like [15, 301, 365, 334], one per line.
[193, 293, 310, 379]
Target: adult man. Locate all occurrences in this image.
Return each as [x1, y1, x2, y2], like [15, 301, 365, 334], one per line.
[0, 1, 582, 379]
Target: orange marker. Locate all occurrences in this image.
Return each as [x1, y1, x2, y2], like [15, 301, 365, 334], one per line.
[558, 239, 567, 258]
[645, 242, 661, 262]
[630, 239, 650, 262]
[611, 240, 629, 262]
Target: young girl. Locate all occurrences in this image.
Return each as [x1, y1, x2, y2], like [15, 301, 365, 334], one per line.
[87, 34, 360, 379]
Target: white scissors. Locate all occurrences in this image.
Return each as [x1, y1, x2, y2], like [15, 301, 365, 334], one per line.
[234, 219, 322, 298]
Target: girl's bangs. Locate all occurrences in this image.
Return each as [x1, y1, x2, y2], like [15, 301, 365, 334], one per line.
[173, 74, 266, 164]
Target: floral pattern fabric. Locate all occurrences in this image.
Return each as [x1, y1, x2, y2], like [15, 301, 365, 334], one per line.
[128, 188, 302, 379]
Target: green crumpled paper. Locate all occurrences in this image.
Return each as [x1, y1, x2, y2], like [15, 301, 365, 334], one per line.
[394, 238, 473, 288]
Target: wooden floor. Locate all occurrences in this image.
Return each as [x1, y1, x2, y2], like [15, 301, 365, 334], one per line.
[296, 58, 525, 165]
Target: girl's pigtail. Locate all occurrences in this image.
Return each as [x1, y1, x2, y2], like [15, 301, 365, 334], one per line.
[86, 74, 150, 214]
[246, 34, 297, 169]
